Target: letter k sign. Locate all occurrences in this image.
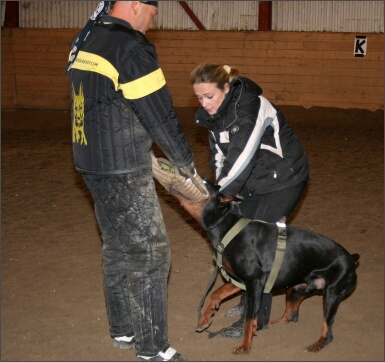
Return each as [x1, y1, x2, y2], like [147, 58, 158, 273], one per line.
[354, 36, 367, 57]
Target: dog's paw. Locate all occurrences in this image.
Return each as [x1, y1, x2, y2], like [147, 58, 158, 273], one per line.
[196, 319, 212, 332]
[269, 316, 288, 325]
[305, 337, 328, 352]
[232, 344, 251, 354]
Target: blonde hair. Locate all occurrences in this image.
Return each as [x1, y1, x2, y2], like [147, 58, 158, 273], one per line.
[189, 63, 240, 90]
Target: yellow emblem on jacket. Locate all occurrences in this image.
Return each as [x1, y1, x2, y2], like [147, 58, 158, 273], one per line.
[72, 83, 88, 145]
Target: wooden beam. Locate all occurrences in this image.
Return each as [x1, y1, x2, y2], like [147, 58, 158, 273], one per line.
[4, 1, 19, 27]
[178, 1, 206, 30]
[258, 1, 272, 31]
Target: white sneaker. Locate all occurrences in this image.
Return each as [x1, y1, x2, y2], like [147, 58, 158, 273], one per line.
[137, 347, 185, 361]
[113, 335, 135, 350]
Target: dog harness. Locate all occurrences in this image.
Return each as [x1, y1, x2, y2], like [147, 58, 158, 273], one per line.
[216, 217, 287, 292]
[197, 217, 287, 320]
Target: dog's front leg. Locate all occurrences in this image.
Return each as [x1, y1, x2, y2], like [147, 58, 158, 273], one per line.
[232, 282, 261, 354]
[196, 283, 240, 332]
[232, 318, 257, 354]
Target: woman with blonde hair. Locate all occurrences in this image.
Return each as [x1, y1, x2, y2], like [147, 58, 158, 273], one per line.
[189, 63, 310, 338]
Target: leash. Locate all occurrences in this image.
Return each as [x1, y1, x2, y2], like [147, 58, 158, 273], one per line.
[197, 218, 250, 320]
[197, 217, 287, 321]
[197, 264, 219, 321]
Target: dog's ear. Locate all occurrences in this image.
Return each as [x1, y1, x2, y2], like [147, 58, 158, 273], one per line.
[219, 195, 234, 203]
[219, 195, 242, 203]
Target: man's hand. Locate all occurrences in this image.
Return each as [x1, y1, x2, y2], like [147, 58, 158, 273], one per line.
[178, 162, 197, 180]
[179, 162, 208, 195]
[151, 154, 208, 202]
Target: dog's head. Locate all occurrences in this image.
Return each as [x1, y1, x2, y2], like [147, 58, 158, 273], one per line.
[201, 179, 242, 231]
[168, 178, 241, 228]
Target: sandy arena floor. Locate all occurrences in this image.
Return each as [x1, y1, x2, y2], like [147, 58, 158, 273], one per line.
[1, 106, 384, 361]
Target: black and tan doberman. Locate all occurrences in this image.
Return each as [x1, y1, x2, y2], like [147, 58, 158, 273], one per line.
[169, 181, 360, 354]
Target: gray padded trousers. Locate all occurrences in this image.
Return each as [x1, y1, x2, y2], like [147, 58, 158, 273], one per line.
[83, 170, 171, 357]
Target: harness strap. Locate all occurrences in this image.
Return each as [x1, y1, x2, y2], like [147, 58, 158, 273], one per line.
[219, 267, 246, 290]
[216, 218, 252, 266]
[197, 219, 251, 320]
[215, 218, 252, 290]
[216, 218, 287, 293]
[263, 219, 287, 293]
[197, 217, 287, 321]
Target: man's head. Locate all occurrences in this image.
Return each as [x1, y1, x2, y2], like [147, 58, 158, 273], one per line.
[110, 1, 158, 34]
[140, 1, 158, 7]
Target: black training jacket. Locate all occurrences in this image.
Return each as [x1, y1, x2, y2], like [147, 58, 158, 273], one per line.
[69, 15, 193, 175]
[194, 76, 310, 196]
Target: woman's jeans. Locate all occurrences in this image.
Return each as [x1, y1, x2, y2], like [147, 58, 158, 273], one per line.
[83, 170, 171, 357]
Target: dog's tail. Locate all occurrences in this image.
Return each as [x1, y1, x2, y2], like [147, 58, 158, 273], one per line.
[351, 253, 360, 267]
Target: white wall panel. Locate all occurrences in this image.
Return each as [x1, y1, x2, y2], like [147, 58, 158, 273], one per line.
[15, 1, 384, 33]
[272, 1, 384, 33]
[155, 1, 259, 30]
[154, 1, 196, 30]
[18, 1, 98, 28]
[16, 1, 259, 30]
